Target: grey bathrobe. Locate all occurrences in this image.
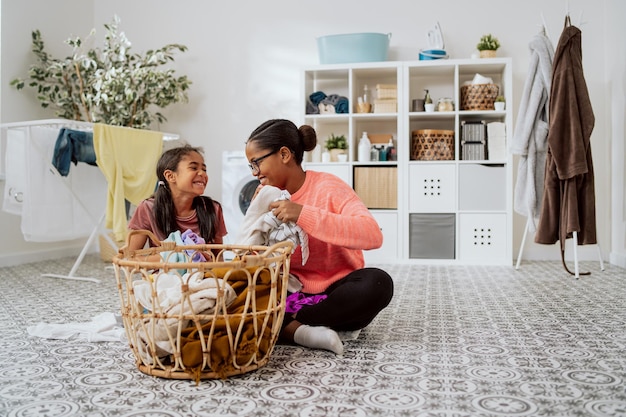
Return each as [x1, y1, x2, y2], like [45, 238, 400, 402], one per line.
[535, 18, 597, 263]
[511, 33, 554, 231]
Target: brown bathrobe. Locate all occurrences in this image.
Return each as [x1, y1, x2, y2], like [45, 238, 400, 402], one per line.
[535, 16, 597, 273]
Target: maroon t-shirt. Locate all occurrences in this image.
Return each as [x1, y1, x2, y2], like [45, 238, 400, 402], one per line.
[128, 198, 227, 246]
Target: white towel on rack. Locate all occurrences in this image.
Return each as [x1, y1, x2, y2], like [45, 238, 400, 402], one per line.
[19, 125, 107, 242]
[2, 128, 27, 215]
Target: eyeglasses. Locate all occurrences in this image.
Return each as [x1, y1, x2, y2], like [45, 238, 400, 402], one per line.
[248, 150, 277, 174]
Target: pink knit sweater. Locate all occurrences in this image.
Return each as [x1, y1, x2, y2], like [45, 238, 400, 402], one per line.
[290, 170, 382, 293]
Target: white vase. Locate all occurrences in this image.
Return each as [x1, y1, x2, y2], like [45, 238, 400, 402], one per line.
[321, 151, 330, 163]
[424, 103, 435, 113]
[494, 102, 505, 111]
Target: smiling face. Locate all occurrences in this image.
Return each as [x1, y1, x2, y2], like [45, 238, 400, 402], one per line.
[165, 151, 207, 197]
[246, 141, 293, 189]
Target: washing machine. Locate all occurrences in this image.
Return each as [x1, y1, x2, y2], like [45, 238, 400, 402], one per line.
[221, 151, 259, 244]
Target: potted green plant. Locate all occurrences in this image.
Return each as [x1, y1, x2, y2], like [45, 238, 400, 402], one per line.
[324, 133, 348, 162]
[477, 34, 500, 58]
[494, 95, 505, 111]
[10, 16, 191, 130]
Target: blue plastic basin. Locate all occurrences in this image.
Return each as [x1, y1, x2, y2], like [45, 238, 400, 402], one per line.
[317, 33, 391, 64]
[419, 49, 448, 60]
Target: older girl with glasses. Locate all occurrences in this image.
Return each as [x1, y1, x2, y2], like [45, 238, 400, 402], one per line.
[244, 119, 394, 355]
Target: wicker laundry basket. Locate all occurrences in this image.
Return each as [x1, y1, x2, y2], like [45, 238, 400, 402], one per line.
[113, 230, 293, 381]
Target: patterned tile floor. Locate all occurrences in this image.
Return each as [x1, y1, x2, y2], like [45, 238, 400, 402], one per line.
[0, 255, 625, 416]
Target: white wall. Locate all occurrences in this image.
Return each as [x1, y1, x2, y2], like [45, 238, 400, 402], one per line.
[1, 0, 624, 267]
[607, 0, 626, 268]
[0, 0, 96, 263]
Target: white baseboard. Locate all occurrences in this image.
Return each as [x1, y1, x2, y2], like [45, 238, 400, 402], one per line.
[0, 244, 97, 268]
[515, 242, 606, 263]
[609, 252, 626, 269]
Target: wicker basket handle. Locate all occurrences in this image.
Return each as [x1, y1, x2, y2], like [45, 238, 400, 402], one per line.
[118, 229, 169, 259]
[241, 240, 294, 266]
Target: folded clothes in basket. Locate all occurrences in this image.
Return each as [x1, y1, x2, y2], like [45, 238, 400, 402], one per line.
[177, 266, 277, 378]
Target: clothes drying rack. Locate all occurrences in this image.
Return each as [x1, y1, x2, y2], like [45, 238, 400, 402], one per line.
[1, 119, 179, 282]
[515, 217, 604, 278]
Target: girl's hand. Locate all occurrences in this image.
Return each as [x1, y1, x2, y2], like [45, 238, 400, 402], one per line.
[269, 200, 303, 224]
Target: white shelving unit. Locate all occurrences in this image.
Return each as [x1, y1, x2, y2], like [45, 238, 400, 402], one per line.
[302, 58, 513, 265]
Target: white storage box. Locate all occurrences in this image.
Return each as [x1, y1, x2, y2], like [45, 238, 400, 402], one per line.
[409, 164, 456, 212]
[409, 213, 455, 259]
[459, 213, 507, 261]
[458, 164, 506, 211]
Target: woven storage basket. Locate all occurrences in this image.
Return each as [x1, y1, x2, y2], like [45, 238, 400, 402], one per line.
[460, 84, 499, 110]
[113, 230, 293, 381]
[411, 129, 455, 160]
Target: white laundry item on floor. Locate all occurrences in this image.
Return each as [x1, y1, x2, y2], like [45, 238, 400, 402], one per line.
[27, 312, 124, 342]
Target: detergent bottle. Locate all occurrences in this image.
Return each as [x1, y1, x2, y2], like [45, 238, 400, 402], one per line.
[358, 132, 371, 162]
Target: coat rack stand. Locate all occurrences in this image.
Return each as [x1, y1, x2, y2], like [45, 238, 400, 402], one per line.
[515, 217, 604, 278]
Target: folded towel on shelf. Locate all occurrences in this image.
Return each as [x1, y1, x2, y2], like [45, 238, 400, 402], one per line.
[321, 94, 349, 114]
[309, 91, 327, 106]
[487, 122, 506, 138]
[487, 122, 507, 161]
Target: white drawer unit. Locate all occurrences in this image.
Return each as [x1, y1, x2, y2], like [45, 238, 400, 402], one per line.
[409, 163, 456, 212]
[302, 58, 512, 265]
[363, 211, 398, 263]
[459, 213, 507, 262]
[458, 164, 506, 211]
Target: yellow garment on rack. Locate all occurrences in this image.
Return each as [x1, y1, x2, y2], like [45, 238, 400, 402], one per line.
[93, 123, 163, 241]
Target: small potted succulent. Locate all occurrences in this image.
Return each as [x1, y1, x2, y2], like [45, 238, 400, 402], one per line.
[477, 34, 500, 58]
[494, 95, 505, 111]
[324, 133, 348, 162]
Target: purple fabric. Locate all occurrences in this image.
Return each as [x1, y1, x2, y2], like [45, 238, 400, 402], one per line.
[285, 292, 328, 314]
[181, 229, 206, 262]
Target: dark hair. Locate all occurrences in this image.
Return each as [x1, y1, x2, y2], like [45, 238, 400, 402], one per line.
[152, 144, 219, 242]
[246, 119, 317, 165]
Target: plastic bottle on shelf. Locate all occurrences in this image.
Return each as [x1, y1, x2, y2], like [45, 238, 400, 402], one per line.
[370, 146, 379, 161]
[386, 138, 397, 161]
[358, 85, 371, 113]
[358, 132, 371, 162]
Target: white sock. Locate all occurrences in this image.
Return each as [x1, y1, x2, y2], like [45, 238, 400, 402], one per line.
[293, 325, 344, 355]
